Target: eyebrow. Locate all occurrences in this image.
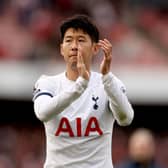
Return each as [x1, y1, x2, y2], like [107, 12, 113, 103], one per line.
[64, 36, 72, 39]
[64, 35, 86, 39]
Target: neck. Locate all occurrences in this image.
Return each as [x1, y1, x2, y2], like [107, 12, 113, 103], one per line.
[65, 64, 91, 81]
[65, 67, 79, 81]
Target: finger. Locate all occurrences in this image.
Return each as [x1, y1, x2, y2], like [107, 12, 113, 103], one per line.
[77, 45, 83, 64]
[104, 38, 112, 45]
[98, 39, 112, 49]
[98, 42, 112, 56]
[99, 38, 112, 48]
[100, 38, 111, 45]
[100, 45, 109, 54]
[77, 45, 82, 63]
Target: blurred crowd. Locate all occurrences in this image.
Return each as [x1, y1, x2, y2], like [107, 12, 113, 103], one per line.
[0, 125, 167, 168]
[0, 125, 45, 168]
[0, 0, 117, 62]
[115, 128, 166, 168]
[0, 1, 168, 167]
[0, 0, 167, 68]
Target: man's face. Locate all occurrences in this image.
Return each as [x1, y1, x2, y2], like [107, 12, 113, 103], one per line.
[60, 28, 97, 70]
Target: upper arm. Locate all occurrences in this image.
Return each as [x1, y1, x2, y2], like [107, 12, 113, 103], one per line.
[32, 75, 55, 102]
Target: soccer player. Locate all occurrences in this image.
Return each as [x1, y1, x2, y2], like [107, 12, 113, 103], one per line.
[33, 14, 134, 168]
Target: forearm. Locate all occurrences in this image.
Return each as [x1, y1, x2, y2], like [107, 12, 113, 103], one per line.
[102, 72, 134, 126]
[34, 77, 88, 122]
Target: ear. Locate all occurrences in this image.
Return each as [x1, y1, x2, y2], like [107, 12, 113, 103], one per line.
[92, 43, 99, 56]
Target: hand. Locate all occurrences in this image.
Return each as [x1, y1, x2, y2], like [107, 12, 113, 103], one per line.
[77, 45, 90, 80]
[98, 39, 112, 75]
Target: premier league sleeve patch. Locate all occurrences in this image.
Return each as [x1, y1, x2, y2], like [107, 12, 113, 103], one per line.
[120, 86, 126, 94]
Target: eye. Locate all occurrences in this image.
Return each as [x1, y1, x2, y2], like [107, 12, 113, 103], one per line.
[78, 39, 85, 42]
[65, 39, 72, 43]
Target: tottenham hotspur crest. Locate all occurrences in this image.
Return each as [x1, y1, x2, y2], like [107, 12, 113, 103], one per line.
[92, 95, 99, 110]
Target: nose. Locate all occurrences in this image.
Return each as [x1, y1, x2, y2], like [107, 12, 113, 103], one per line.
[71, 40, 78, 51]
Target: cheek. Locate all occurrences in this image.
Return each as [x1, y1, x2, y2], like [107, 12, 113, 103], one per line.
[61, 46, 68, 57]
[60, 51, 68, 62]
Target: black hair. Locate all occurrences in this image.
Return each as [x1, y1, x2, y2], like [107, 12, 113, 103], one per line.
[60, 14, 99, 43]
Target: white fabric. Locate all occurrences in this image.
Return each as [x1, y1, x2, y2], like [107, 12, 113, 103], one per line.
[33, 71, 134, 168]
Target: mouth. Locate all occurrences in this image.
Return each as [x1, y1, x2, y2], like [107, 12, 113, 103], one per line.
[69, 55, 78, 61]
[69, 55, 77, 63]
[69, 54, 77, 58]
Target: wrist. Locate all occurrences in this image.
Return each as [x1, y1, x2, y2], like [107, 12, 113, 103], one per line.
[76, 76, 88, 88]
[102, 72, 114, 83]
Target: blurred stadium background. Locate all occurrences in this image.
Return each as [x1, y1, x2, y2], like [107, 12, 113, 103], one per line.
[0, 0, 168, 167]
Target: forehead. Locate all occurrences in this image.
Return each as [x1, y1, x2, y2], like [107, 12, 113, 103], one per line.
[64, 28, 89, 38]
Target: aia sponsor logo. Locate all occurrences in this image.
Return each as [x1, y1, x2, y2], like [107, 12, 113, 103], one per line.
[55, 117, 103, 137]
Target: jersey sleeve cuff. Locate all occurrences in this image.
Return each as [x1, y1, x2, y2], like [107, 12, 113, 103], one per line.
[102, 72, 114, 84]
[74, 76, 88, 94]
[76, 76, 88, 88]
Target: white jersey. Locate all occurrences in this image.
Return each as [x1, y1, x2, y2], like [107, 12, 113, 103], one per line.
[33, 71, 134, 168]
